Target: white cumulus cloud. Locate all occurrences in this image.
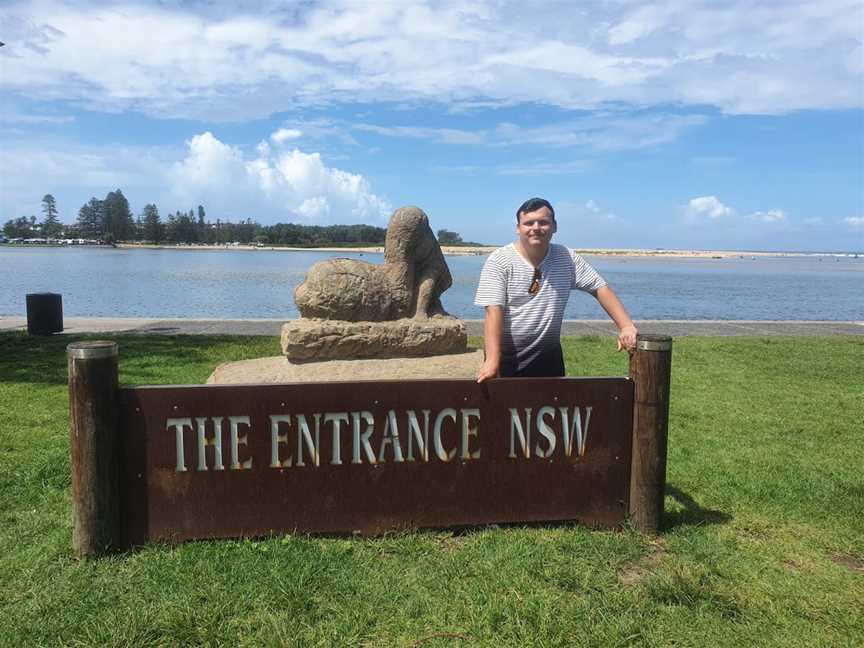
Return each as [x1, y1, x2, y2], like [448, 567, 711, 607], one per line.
[686, 196, 734, 220]
[170, 132, 390, 223]
[271, 128, 303, 144]
[844, 216, 864, 230]
[751, 209, 787, 223]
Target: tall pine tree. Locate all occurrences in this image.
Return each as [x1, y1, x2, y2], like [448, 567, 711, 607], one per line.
[102, 190, 134, 241]
[196, 205, 207, 242]
[141, 204, 164, 243]
[75, 198, 104, 239]
[41, 194, 62, 239]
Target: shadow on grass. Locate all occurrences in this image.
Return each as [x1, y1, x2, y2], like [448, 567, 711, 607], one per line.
[664, 484, 732, 530]
[0, 331, 272, 386]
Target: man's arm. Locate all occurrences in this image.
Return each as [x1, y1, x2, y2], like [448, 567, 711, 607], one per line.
[593, 285, 638, 351]
[477, 305, 503, 382]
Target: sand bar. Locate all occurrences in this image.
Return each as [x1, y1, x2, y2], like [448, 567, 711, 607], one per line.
[115, 243, 859, 259]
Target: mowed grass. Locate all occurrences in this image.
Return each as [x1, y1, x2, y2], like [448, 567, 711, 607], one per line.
[0, 331, 862, 647]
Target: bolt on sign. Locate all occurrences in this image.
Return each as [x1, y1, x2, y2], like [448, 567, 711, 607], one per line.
[116, 378, 633, 546]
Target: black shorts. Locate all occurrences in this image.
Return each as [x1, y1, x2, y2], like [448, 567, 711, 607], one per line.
[500, 343, 565, 378]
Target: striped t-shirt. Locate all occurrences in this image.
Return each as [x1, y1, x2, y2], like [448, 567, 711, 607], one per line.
[474, 243, 607, 370]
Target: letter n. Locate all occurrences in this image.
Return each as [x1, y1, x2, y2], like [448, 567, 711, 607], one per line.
[508, 407, 531, 459]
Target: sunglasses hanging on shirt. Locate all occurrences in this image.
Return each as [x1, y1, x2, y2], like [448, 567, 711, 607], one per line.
[528, 267, 542, 294]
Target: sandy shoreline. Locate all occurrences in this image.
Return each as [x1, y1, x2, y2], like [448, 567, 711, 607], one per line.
[114, 243, 859, 258]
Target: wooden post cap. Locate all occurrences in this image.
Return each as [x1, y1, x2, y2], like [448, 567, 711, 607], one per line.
[635, 335, 672, 352]
[67, 341, 118, 360]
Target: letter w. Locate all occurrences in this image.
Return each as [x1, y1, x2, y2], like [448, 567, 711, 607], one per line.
[559, 406, 592, 457]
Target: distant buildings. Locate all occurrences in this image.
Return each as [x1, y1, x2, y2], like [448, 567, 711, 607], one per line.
[1, 237, 104, 246]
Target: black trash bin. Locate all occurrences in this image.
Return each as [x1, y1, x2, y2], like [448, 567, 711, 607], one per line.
[26, 293, 64, 335]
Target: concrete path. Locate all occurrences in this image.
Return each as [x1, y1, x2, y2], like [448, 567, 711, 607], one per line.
[1, 316, 861, 337]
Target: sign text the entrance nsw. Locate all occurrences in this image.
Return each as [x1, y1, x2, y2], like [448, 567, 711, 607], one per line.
[119, 378, 634, 545]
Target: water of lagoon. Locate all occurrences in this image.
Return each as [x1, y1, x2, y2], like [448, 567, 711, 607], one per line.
[1, 246, 861, 321]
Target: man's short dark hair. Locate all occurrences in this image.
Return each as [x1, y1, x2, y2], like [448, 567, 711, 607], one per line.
[516, 197, 555, 223]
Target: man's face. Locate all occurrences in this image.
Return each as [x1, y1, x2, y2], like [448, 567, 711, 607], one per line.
[516, 206, 556, 250]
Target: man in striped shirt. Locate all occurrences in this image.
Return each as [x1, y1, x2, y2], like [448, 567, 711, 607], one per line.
[475, 197, 638, 382]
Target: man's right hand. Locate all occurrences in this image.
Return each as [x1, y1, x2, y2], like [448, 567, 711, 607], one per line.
[476, 358, 500, 383]
[478, 305, 503, 383]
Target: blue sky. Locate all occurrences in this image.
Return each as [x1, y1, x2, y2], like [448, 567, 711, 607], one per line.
[1, 0, 862, 252]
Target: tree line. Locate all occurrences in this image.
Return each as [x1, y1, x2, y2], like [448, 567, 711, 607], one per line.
[3, 192, 476, 247]
[2, 192, 389, 246]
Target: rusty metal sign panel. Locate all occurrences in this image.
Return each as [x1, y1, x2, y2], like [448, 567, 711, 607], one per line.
[118, 378, 633, 545]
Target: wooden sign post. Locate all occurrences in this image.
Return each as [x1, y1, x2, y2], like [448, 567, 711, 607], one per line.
[68, 335, 672, 557]
[628, 335, 673, 533]
[68, 341, 120, 557]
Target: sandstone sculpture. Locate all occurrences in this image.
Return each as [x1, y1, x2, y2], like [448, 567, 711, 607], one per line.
[294, 206, 451, 321]
[285, 206, 466, 361]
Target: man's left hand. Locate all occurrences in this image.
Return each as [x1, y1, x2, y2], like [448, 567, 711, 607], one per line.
[617, 324, 638, 352]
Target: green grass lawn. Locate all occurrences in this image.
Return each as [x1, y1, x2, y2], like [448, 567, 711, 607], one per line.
[1, 332, 862, 647]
